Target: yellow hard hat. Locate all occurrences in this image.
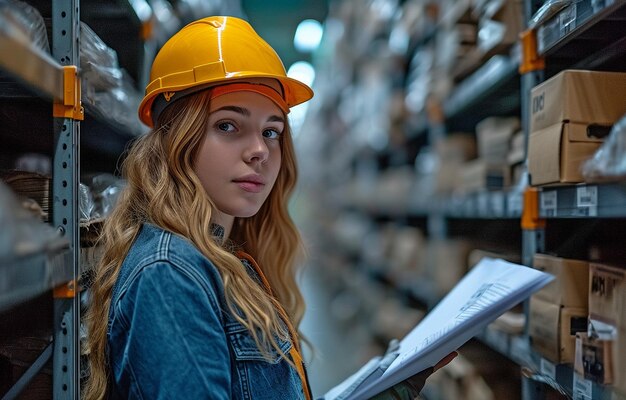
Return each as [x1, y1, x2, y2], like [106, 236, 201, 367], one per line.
[138, 16, 314, 127]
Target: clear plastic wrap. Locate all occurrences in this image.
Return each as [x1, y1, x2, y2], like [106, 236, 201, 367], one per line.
[87, 173, 126, 218]
[80, 22, 147, 135]
[0, 181, 66, 258]
[79, 182, 97, 222]
[528, 0, 577, 29]
[0, 0, 50, 53]
[83, 69, 147, 136]
[582, 114, 626, 182]
[80, 22, 123, 91]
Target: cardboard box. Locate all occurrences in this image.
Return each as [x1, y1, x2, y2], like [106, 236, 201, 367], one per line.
[530, 70, 626, 133]
[533, 254, 589, 308]
[528, 122, 605, 186]
[478, 0, 523, 54]
[429, 240, 472, 295]
[507, 131, 525, 166]
[458, 158, 510, 192]
[475, 116, 520, 162]
[589, 263, 626, 329]
[529, 296, 587, 364]
[574, 332, 613, 385]
[615, 326, 626, 395]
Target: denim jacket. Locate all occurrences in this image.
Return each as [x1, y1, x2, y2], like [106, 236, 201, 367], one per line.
[107, 223, 307, 399]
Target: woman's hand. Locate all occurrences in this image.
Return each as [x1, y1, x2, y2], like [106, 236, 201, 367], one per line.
[370, 351, 458, 400]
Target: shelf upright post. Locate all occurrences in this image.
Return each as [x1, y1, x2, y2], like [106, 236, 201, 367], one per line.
[426, 102, 447, 310]
[51, 0, 82, 398]
[519, 2, 547, 399]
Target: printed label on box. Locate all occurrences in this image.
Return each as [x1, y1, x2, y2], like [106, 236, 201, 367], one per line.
[541, 190, 557, 216]
[576, 186, 598, 217]
[559, 4, 577, 35]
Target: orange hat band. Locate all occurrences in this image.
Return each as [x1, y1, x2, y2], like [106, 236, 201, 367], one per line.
[210, 83, 290, 114]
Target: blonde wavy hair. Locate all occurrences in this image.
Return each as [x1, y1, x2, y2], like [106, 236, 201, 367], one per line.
[83, 88, 306, 400]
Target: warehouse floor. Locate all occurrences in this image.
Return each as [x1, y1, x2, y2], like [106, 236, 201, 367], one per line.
[300, 263, 368, 398]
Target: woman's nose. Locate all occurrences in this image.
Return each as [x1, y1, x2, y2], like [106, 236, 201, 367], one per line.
[244, 134, 269, 164]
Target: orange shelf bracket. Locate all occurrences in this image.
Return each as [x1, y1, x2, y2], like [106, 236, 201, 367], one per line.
[53, 279, 77, 299]
[521, 187, 546, 230]
[519, 29, 545, 74]
[53, 65, 84, 120]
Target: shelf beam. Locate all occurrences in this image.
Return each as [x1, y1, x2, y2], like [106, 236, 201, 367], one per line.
[0, 20, 64, 101]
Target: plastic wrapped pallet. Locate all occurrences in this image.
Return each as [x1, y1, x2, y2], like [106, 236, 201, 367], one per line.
[0, 0, 49, 53]
[582, 113, 626, 182]
[79, 22, 147, 136]
[0, 180, 66, 258]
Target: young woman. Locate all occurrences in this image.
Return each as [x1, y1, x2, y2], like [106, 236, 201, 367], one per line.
[84, 16, 454, 400]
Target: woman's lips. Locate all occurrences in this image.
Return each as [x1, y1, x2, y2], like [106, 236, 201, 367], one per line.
[233, 180, 265, 193]
[233, 174, 266, 193]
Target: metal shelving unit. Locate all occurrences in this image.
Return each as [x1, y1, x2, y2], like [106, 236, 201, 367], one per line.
[516, 0, 626, 398]
[0, 1, 81, 397]
[478, 327, 614, 399]
[442, 189, 523, 219]
[0, 246, 71, 314]
[537, 0, 626, 57]
[444, 52, 521, 132]
[0, 1, 240, 397]
[539, 183, 626, 218]
[393, 0, 626, 398]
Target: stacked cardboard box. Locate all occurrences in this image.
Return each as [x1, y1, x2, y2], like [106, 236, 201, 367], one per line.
[583, 263, 626, 394]
[529, 254, 589, 364]
[528, 70, 626, 186]
[457, 117, 519, 192]
[476, 0, 524, 56]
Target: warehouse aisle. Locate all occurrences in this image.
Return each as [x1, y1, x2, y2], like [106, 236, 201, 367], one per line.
[299, 261, 368, 398]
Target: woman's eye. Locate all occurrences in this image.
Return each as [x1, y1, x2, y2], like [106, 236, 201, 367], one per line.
[217, 122, 236, 132]
[263, 129, 281, 139]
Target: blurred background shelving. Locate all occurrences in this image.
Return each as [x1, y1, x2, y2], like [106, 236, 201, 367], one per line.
[1, 0, 625, 399]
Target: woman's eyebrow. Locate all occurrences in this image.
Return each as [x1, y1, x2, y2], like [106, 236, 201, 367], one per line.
[212, 106, 284, 124]
[268, 115, 285, 123]
[213, 105, 250, 116]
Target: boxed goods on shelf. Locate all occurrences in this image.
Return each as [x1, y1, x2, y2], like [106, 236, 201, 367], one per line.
[528, 70, 626, 186]
[507, 130, 524, 166]
[457, 158, 511, 192]
[588, 262, 626, 393]
[475, 116, 520, 163]
[508, 131, 525, 184]
[433, 133, 477, 195]
[615, 327, 626, 395]
[574, 332, 613, 385]
[533, 253, 589, 308]
[429, 239, 472, 295]
[529, 70, 626, 133]
[387, 226, 426, 281]
[477, 0, 524, 55]
[528, 122, 606, 186]
[589, 262, 625, 332]
[528, 296, 587, 364]
[582, 114, 626, 182]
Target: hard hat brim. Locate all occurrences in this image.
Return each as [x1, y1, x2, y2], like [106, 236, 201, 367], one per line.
[138, 73, 313, 128]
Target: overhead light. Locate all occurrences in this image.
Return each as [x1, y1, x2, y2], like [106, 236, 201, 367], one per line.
[287, 61, 315, 137]
[287, 61, 315, 87]
[293, 19, 323, 53]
